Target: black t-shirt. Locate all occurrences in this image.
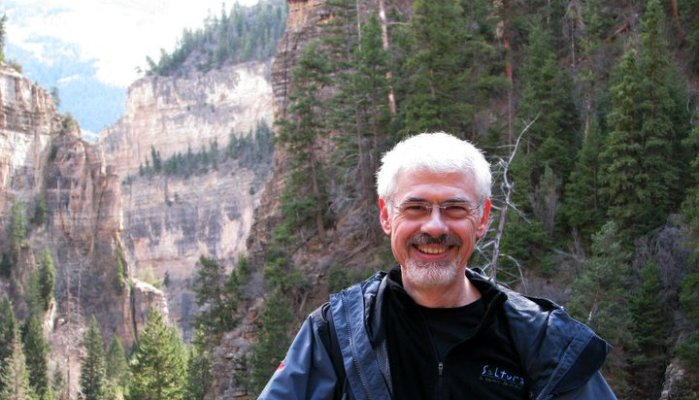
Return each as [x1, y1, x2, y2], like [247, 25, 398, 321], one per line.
[385, 267, 529, 400]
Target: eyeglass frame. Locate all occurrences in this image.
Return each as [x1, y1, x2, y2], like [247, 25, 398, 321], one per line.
[388, 198, 485, 221]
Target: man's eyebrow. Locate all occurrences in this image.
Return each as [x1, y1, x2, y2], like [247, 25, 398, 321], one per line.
[401, 197, 472, 203]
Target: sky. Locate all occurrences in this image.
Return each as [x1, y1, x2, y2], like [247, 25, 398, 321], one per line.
[2, 0, 261, 137]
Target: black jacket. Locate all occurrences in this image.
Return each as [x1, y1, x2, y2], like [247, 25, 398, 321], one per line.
[259, 268, 617, 400]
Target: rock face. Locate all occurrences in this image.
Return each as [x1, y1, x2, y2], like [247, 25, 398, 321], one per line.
[99, 60, 274, 339]
[100, 62, 273, 178]
[0, 63, 168, 396]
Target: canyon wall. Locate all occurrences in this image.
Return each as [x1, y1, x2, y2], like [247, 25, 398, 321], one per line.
[99, 61, 274, 339]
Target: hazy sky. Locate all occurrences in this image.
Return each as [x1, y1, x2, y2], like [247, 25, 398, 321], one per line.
[3, 0, 260, 88]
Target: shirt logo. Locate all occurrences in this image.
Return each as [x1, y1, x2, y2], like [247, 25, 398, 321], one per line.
[480, 364, 525, 389]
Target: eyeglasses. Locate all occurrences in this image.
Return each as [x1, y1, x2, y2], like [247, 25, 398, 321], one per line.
[394, 200, 483, 220]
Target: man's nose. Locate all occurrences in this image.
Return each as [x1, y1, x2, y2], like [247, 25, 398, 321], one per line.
[420, 206, 449, 236]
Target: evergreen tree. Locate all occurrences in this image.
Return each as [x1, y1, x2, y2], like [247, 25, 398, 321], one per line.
[561, 120, 606, 246]
[628, 261, 671, 399]
[192, 256, 248, 343]
[329, 13, 393, 221]
[21, 317, 50, 400]
[400, 0, 504, 137]
[0, 252, 12, 279]
[8, 201, 27, 253]
[184, 331, 211, 400]
[105, 335, 129, 392]
[80, 317, 107, 400]
[515, 22, 580, 221]
[600, 49, 645, 248]
[276, 40, 331, 242]
[0, 296, 18, 393]
[51, 364, 69, 400]
[636, 0, 690, 221]
[128, 310, 187, 400]
[37, 249, 56, 312]
[681, 126, 699, 262]
[567, 222, 632, 393]
[0, 325, 36, 400]
[248, 289, 295, 396]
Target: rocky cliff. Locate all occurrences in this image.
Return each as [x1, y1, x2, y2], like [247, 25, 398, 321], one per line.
[0, 63, 168, 396]
[98, 60, 274, 339]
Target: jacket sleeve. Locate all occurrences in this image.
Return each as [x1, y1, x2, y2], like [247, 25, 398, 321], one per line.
[257, 316, 338, 400]
[555, 371, 617, 400]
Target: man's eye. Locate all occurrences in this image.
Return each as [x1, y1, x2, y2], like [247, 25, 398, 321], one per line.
[401, 204, 429, 214]
[444, 205, 470, 217]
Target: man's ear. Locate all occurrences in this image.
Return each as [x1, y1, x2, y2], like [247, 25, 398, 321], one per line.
[476, 199, 492, 238]
[378, 198, 392, 235]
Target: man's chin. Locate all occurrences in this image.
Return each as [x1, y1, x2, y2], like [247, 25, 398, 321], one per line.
[404, 262, 460, 288]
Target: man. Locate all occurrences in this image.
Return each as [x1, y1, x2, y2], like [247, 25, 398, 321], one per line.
[259, 132, 616, 399]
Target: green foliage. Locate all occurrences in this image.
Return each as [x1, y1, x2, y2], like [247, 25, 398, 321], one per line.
[248, 289, 295, 396]
[128, 310, 187, 400]
[561, 120, 606, 246]
[80, 317, 107, 400]
[326, 263, 373, 294]
[0, 296, 18, 393]
[8, 201, 27, 253]
[51, 364, 69, 400]
[184, 331, 212, 400]
[567, 222, 632, 393]
[114, 245, 127, 293]
[192, 256, 248, 342]
[146, 0, 287, 76]
[0, 324, 36, 400]
[31, 197, 48, 226]
[399, 0, 505, 137]
[0, 252, 13, 279]
[21, 317, 50, 400]
[37, 249, 56, 312]
[105, 335, 129, 395]
[628, 261, 671, 398]
[678, 273, 699, 367]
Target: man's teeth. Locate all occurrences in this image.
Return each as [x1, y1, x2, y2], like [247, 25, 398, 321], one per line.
[417, 246, 447, 255]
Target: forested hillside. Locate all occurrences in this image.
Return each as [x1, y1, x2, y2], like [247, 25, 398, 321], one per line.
[3, 0, 699, 399]
[145, 0, 287, 76]
[247, 0, 699, 399]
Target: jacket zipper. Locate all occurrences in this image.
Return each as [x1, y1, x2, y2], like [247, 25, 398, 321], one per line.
[437, 361, 445, 398]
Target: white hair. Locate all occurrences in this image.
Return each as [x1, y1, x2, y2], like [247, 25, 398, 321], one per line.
[376, 132, 492, 202]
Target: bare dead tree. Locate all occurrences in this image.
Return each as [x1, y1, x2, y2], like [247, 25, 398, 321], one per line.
[477, 115, 538, 290]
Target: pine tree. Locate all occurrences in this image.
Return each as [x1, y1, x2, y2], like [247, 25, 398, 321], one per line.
[37, 249, 56, 312]
[329, 13, 393, 222]
[184, 331, 211, 400]
[600, 48, 645, 248]
[0, 14, 6, 63]
[128, 310, 187, 400]
[0, 296, 18, 394]
[636, 0, 690, 222]
[51, 364, 69, 400]
[8, 201, 27, 253]
[80, 317, 106, 400]
[276, 40, 331, 242]
[628, 261, 671, 399]
[248, 289, 295, 396]
[192, 256, 247, 343]
[561, 120, 606, 246]
[515, 22, 580, 221]
[21, 317, 51, 400]
[567, 222, 632, 393]
[0, 324, 36, 400]
[105, 335, 129, 393]
[400, 0, 504, 137]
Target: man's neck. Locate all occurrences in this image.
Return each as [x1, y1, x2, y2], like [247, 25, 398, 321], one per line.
[403, 275, 482, 308]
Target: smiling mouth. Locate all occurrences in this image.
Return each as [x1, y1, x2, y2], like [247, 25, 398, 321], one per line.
[415, 245, 451, 255]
